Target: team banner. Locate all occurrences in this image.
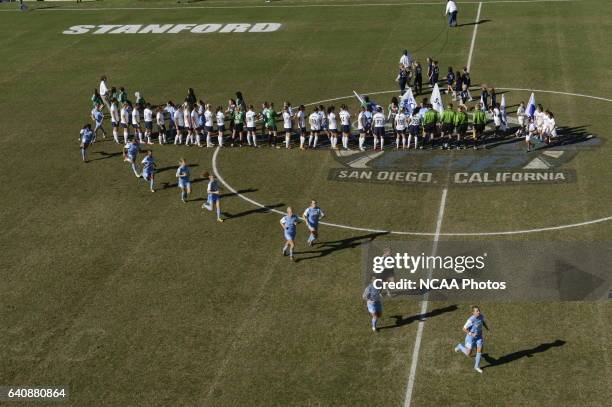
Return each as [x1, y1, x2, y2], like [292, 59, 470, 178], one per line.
[362, 241, 611, 301]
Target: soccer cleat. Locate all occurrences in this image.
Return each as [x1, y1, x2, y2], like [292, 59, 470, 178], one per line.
[217, 218, 224, 223]
[474, 367, 483, 374]
[150, 189, 155, 193]
[372, 327, 378, 332]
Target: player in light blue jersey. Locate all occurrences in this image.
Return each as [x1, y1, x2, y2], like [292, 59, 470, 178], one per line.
[90, 104, 106, 142]
[140, 150, 156, 193]
[454, 305, 490, 373]
[280, 207, 299, 261]
[123, 139, 140, 177]
[176, 158, 191, 203]
[202, 172, 223, 222]
[302, 200, 325, 246]
[79, 124, 93, 162]
[363, 275, 382, 332]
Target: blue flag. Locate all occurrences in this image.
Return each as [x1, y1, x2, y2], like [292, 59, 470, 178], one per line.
[525, 92, 536, 118]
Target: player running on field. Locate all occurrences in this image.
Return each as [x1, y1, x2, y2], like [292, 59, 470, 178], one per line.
[90, 104, 106, 142]
[141, 150, 156, 192]
[123, 139, 140, 177]
[176, 158, 191, 203]
[280, 207, 299, 261]
[202, 172, 223, 222]
[454, 305, 490, 373]
[363, 275, 382, 332]
[303, 200, 325, 246]
[79, 124, 93, 162]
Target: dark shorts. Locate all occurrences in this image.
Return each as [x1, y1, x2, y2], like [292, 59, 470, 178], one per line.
[396, 128, 405, 135]
[329, 128, 338, 134]
[121, 123, 128, 129]
[424, 123, 436, 133]
[111, 121, 118, 128]
[475, 123, 485, 133]
[299, 127, 307, 135]
[235, 123, 244, 132]
[409, 125, 420, 136]
[442, 123, 454, 133]
[284, 126, 292, 133]
[177, 125, 185, 132]
[217, 125, 225, 132]
[145, 121, 153, 130]
[132, 123, 140, 129]
[247, 126, 256, 132]
[341, 124, 351, 133]
[457, 124, 468, 134]
[268, 124, 277, 131]
[374, 127, 385, 137]
[206, 126, 214, 133]
[158, 124, 166, 132]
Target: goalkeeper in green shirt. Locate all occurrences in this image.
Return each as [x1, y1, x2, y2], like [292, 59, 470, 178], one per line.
[441, 103, 456, 149]
[472, 103, 487, 150]
[233, 106, 245, 147]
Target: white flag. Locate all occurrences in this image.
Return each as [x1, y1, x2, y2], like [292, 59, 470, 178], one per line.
[500, 94, 507, 130]
[525, 92, 536, 118]
[479, 93, 486, 111]
[430, 83, 444, 115]
[399, 87, 417, 116]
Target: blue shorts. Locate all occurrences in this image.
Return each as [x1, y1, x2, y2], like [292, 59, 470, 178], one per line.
[307, 220, 318, 231]
[410, 125, 420, 136]
[465, 335, 484, 349]
[218, 125, 225, 132]
[178, 179, 191, 190]
[374, 127, 385, 137]
[121, 123, 128, 129]
[111, 121, 118, 127]
[132, 123, 140, 129]
[81, 141, 91, 149]
[142, 170, 154, 180]
[284, 231, 296, 241]
[127, 154, 137, 162]
[367, 301, 382, 314]
[208, 194, 219, 204]
[206, 126, 214, 133]
[145, 122, 153, 130]
[247, 126, 256, 132]
[341, 124, 351, 133]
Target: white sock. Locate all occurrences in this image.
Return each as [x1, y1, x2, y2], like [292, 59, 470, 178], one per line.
[308, 135, 313, 147]
[396, 136, 400, 148]
[285, 135, 290, 148]
[300, 136, 305, 148]
[380, 137, 384, 149]
[314, 135, 318, 148]
[407, 135, 412, 149]
[218, 135, 223, 147]
[359, 136, 364, 149]
[374, 137, 378, 150]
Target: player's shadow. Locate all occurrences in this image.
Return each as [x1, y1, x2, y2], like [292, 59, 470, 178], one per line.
[482, 339, 566, 369]
[456, 19, 491, 27]
[223, 203, 285, 220]
[378, 304, 458, 331]
[190, 188, 259, 203]
[156, 164, 199, 175]
[90, 151, 123, 161]
[293, 232, 389, 262]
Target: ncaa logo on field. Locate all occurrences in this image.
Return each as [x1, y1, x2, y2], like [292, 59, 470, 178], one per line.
[329, 125, 601, 187]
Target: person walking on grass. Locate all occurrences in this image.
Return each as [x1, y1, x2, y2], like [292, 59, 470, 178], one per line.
[446, 0, 458, 27]
[79, 124, 93, 163]
[454, 305, 490, 373]
[202, 172, 223, 222]
[280, 207, 299, 262]
[363, 275, 383, 332]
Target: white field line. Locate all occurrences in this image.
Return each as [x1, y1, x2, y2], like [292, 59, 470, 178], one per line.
[0, 0, 578, 12]
[466, 1, 482, 71]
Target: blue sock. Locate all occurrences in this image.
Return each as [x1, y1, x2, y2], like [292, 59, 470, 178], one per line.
[81, 148, 86, 160]
[475, 352, 482, 368]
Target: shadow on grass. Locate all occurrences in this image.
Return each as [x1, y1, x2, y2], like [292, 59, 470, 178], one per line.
[223, 203, 284, 220]
[90, 151, 123, 161]
[482, 339, 566, 369]
[378, 304, 459, 331]
[293, 232, 389, 262]
[456, 19, 491, 27]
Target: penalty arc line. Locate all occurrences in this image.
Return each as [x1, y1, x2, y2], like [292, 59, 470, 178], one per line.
[404, 3, 480, 407]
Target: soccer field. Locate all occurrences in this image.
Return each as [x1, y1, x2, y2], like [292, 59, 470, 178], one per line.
[0, 0, 611, 406]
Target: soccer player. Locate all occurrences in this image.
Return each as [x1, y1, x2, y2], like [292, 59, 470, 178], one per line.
[156, 106, 167, 145]
[308, 107, 321, 149]
[282, 105, 293, 149]
[184, 104, 194, 146]
[491, 104, 502, 137]
[516, 101, 526, 137]
[394, 108, 408, 149]
[280, 207, 299, 262]
[526, 118, 536, 152]
[339, 105, 351, 150]
[205, 104, 215, 148]
[357, 106, 367, 151]
[387, 98, 399, 133]
[90, 104, 106, 142]
[79, 124, 93, 162]
[461, 67, 473, 101]
[318, 105, 328, 145]
[233, 105, 245, 147]
[132, 103, 143, 144]
[141, 150, 156, 192]
[472, 103, 487, 150]
[303, 200, 325, 246]
[191, 103, 201, 147]
[372, 106, 386, 150]
[327, 106, 338, 150]
[173, 104, 185, 145]
[265, 103, 278, 148]
[535, 105, 545, 141]
[407, 107, 421, 149]
[545, 111, 557, 143]
[110, 98, 121, 143]
[216, 106, 225, 148]
[202, 172, 224, 222]
[454, 305, 490, 373]
[176, 158, 191, 203]
[143, 103, 154, 145]
[454, 105, 469, 149]
[246, 105, 258, 147]
[446, 67, 456, 97]
[123, 139, 140, 177]
[120, 101, 131, 144]
[296, 105, 307, 150]
[440, 103, 456, 149]
[413, 62, 423, 95]
[362, 275, 382, 332]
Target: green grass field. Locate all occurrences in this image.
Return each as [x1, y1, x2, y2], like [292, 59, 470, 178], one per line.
[0, 0, 611, 406]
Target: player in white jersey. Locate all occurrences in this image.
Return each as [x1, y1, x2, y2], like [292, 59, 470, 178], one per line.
[216, 106, 225, 147]
[327, 106, 339, 150]
[372, 107, 386, 150]
[132, 104, 144, 144]
[543, 110, 557, 144]
[184, 104, 194, 146]
[143, 103, 154, 144]
[357, 106, 367, 151]
[296, 105, 307, 150]
[110, 98, 121, 143]
[526, 118, 536, 152]
[308, 107, 321, 149]
[534, 105, 545, 141]
[191, 105, 202, 147]
[173, 105, 185, 145]
[204, 104, 215, 148]
[491, 104, 502, 137]
[282, 106, 293, 149]
[156, 106, 166, 144]
[395, 108, 408, 149]
[339, 105, 351, 150]
[245, 105, 258, 147]
[515, 101, 526, 137]
[318, 105, 327, 144]
[120, 102, 130, 144]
